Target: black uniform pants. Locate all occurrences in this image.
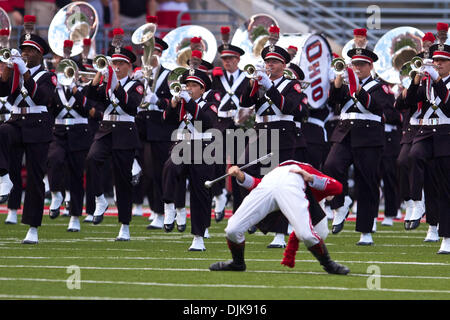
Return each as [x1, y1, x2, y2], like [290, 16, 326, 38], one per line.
[47, 137, 88, 217]
[7, 145, 24, 210]
[162, 155, 214, 236]
[0, 123, 49, 227]
[86, 134, 134, 224]
[323, 136, 383, 233]
[380, 154, 401, 217]
[434, 156, 450, 237]
[408, 138, 441, 226]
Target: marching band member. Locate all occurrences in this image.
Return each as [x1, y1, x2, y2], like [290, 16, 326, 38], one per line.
[405, 40, 450, 254]
[0, 15, 56, 243]
[239, 26, 309, 248]
[210, 26, 249, 221]
[85, 28, 144, 241]
[133, 22, 178, 230]
[161, 66, 218, 251]
[46, 40, 94, 232]
[323, 40, 392, 246]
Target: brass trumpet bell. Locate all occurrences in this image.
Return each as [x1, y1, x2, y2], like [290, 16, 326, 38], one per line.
[56, 58, 79, 86]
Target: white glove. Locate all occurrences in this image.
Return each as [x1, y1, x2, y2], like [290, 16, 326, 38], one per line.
[179, 89, 191, 103]
[328, 68, 336, 82]
[133, 69, 144, 81]
[144, 90, 158, 104]
[422, 65, 439, 81]
[256, 70, 272, 89]
[10, 55, 27, 75]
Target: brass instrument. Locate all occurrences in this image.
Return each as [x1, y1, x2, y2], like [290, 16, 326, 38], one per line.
[243, 63, 271, 79]
[231, 14, 279, 69]
[48, 2, 98, 59]
[0, 7, 11, 49]
[400, 61, 417, 80]
[331, 57, 347, 75]
[56, 58, 79, 86]
[373, 26, 424, 87]
[167, 66, 191, 99]
[160, 25, 217, 70]
[0, 48, 22, 63]
[132, 21, 157, 92]
[410, 56, 439, 73]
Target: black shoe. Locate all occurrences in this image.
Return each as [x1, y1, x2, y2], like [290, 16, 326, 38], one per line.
[67, 228, 80, 232]
[332, 221, 345, 234]
[131, 172, 142, 186]
[164, 222, 175, 232]
[146, 224, 162, 230]
[92, 214, 104, 225]
[267, 243, 286, 248]
[0, 194, 9, 204]
[49, 208, 60, 219]
[437, 250, 450, 254]
[404, 220, 411, 230]
[323, 261, 350, 275]
[247, 225, 257, 234]
[92, 206, 108, 225]
[408, 219, 421, 230]
[209, 260, 246, 271]
[177, 224, 186, 232]
[215, 210, 225, 223]
[115, 237, 130, 241]
[21, 240, 38, 245]
[356, 241, 374, 246]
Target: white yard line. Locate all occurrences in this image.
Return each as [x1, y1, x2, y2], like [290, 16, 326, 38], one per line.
[0, 276, 449, 295]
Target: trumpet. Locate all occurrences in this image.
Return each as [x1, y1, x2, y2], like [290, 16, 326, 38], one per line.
[0, 48, 24, 65]
[400, 61, 417, 80]
[410, 56, 439, 73]
[169, 81, 192, 98]
[93, 54, 109, 72]
[243, 63, 271, 79]
[331, 57, 347, 75]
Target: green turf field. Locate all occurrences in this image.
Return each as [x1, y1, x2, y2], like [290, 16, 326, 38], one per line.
[0, 213, 449, 300]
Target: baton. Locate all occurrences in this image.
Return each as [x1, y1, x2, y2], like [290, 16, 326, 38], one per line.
[204, 152, 273, 189]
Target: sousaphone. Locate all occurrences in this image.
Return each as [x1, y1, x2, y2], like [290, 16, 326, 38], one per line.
[231, 13, 279, 70]
[373, 26, 424, 87]
[48, 1, 98, 58]
[0, 7, 11, 48]
[159, 25, 217, 70]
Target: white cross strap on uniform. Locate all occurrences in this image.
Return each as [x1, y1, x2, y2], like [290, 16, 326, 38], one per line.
[419, 81, 450, 126]
[0, 96, 11, 122]
[54, 88, 88, 125]
[307, 117, 328, 140]
[103, 81, 136, 122]
[340, 79, 381, 122]
[384, 124, 398, 132]
[218, 72, 246, 117]
[12, 70, 48, 114]
[255, 79, 293, 123]
[176, 100, 212, 140]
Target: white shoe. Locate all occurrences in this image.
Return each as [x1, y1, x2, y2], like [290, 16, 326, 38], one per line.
[331, 195, 352, 233]
[424, 225, 439, 242]
[5, 209, 17, 224]
[93, 194, 109, 216]
[404, 199, 414, 221]
[67, 216, 80, 232]
[132, 204, 143, 216]
[395, 209, 403, 220]
[116, 224, 130, 241]
[357, 232, 373, 246]
[319, 199, 334, 220]
[62, 191, 70, 216]
[214, 189, 228, 213]
[372, 217, 378, 232]
[147, 213, 164, 229]
[204, 228, 210, 239]
[22, 227, 38, 244]
[188, 235, 206, 251]
[0, 174, 13, 200]
[267, 233, 286, 248]
[381, 216, 394, 226]
[176, 207, 187, 232]
[163, 203, 176, 232]
[410, 200, 425, 221]
[93, 194, 109, 224]
[148, 209, 155, 221]
[50, 191, 64, 210]
[437, 237, 450, 254]
[83, 214, 93, 223]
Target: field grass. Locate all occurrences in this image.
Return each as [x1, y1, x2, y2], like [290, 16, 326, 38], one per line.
[0, 210, 449, 303]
